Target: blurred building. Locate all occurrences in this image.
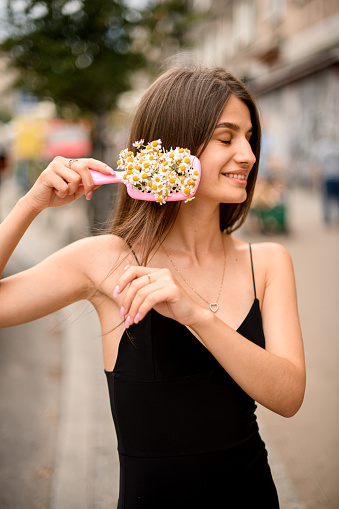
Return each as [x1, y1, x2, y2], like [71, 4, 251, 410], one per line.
[186, 0, 339, 185]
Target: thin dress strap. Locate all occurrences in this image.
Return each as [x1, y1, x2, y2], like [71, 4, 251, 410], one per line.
[127, 241, 140, 265]
[249, 243, 257, 299]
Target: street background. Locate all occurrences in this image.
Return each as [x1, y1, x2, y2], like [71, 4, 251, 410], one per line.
[1, 1, 339, 508]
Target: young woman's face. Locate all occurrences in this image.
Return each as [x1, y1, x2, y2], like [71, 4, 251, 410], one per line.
[197, 95, 256, 204]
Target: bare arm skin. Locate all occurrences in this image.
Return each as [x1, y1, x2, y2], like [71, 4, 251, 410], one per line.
[115, 243, 306, 418]
[0, 156, 116, 326]
[189, 244, 305, 418]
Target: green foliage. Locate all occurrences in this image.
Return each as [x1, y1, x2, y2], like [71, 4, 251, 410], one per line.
[0, 0, 158, 116]
[143, 0, 192, 48]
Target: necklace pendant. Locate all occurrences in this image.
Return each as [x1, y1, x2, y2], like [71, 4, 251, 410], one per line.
[210, 303, 219, 313]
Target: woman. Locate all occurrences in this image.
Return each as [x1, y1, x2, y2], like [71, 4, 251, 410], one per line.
[0, 67, 305, 508]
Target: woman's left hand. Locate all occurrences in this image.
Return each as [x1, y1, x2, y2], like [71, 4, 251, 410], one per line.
[113, 265, 203, 328]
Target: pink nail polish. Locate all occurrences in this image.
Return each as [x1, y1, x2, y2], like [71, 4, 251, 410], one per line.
[106, 166, 115, 175]
[124, 264, 130, 271]
[120, 306, 125, 319]
[86, 191, 93, 200]
[113, 285, 120, 298]
[134, 313, 140, 324]
[125, 316, 131, 329]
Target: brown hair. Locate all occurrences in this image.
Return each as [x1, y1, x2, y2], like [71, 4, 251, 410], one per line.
[109, 67, 261, 265]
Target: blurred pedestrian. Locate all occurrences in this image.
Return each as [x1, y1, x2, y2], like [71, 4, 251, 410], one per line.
[0, 67, 305, 509]
[313, 132, 339, 224]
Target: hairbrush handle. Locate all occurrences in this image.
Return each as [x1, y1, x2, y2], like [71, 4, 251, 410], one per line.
[88, 169, 125, 185]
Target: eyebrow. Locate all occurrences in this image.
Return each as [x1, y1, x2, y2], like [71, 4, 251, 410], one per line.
[215, 122, 252, 134]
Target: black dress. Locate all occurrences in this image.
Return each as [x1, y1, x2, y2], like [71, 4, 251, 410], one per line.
[105, 245, 280, 508]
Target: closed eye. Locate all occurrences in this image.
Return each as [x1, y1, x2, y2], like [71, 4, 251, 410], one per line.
[220, 140, 231, 145]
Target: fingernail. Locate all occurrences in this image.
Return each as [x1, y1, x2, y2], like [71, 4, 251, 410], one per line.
[113, 285, 120, 298]
[124, 264, 130, 271]
[106, 166, 115, 175]
[134, 313, 140, 324]
[120, 306, 125, 319]
[86, 191, 93, 200]
[125, 316, 131, 329]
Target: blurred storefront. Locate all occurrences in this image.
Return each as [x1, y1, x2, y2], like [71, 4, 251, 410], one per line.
[184, 0, 339, 230]
[187, 0, 339, 181]
[8, 94, 92, 189]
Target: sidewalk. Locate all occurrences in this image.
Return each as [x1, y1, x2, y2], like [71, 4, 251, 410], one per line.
[0, 177, 322, 508]
[0, 176, 119, 508]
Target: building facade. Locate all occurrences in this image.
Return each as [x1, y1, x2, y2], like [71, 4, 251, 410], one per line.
[186, 0, 339, 184]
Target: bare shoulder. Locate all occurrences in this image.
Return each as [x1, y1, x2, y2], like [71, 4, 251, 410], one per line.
[67, 234, 132, 280]
[229, 236, 292, 262]
[58, 234, 127, 265]
[250, 242, 295, 285]
[71, 234, 129, 257]
[229, 238, 295, 302]
[250, 241, 291, 260]
[250, 241, 292, 264]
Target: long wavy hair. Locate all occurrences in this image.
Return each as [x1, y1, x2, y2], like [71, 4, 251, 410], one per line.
[109, 67, 261, 265]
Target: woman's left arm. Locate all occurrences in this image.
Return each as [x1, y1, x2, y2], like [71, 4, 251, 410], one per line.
[190, 243, 306, 418]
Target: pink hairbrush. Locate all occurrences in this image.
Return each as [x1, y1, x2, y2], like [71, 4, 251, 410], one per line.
[88, 140, 201, 204]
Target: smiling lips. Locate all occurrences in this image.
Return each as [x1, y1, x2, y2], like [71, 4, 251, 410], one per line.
[222, 172, 248, 184]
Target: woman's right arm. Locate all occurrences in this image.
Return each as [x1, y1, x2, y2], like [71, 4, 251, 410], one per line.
[0, 156, 114, 327]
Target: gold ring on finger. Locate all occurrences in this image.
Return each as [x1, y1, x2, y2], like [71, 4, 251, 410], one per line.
[68, 158, 78, 169]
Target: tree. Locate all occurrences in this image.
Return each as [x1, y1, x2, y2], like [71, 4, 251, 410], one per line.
[1, 0, 145, 115]
[0, 0, 192, 154]
[0, 0, 192, 225]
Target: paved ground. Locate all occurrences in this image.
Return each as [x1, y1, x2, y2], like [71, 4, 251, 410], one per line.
[0, 177, 338, 508]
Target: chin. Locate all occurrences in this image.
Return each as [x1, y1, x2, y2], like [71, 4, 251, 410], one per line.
[221, 191, 248, 204]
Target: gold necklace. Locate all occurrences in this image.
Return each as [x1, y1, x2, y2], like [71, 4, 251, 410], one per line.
[164, 242, 226, 313]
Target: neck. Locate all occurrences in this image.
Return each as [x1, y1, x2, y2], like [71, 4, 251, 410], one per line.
[163, 200, 225, 259]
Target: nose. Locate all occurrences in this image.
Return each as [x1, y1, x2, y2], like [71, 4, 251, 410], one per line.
[234, 139, 256, 167]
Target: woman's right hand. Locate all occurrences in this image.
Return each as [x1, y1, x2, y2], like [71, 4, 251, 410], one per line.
[25, 156, 115, 212]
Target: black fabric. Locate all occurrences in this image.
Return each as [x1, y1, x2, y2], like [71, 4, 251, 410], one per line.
[118, 438, 278, 508]
[105, 246, 279, 508]
[249, 243, 257, 298]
